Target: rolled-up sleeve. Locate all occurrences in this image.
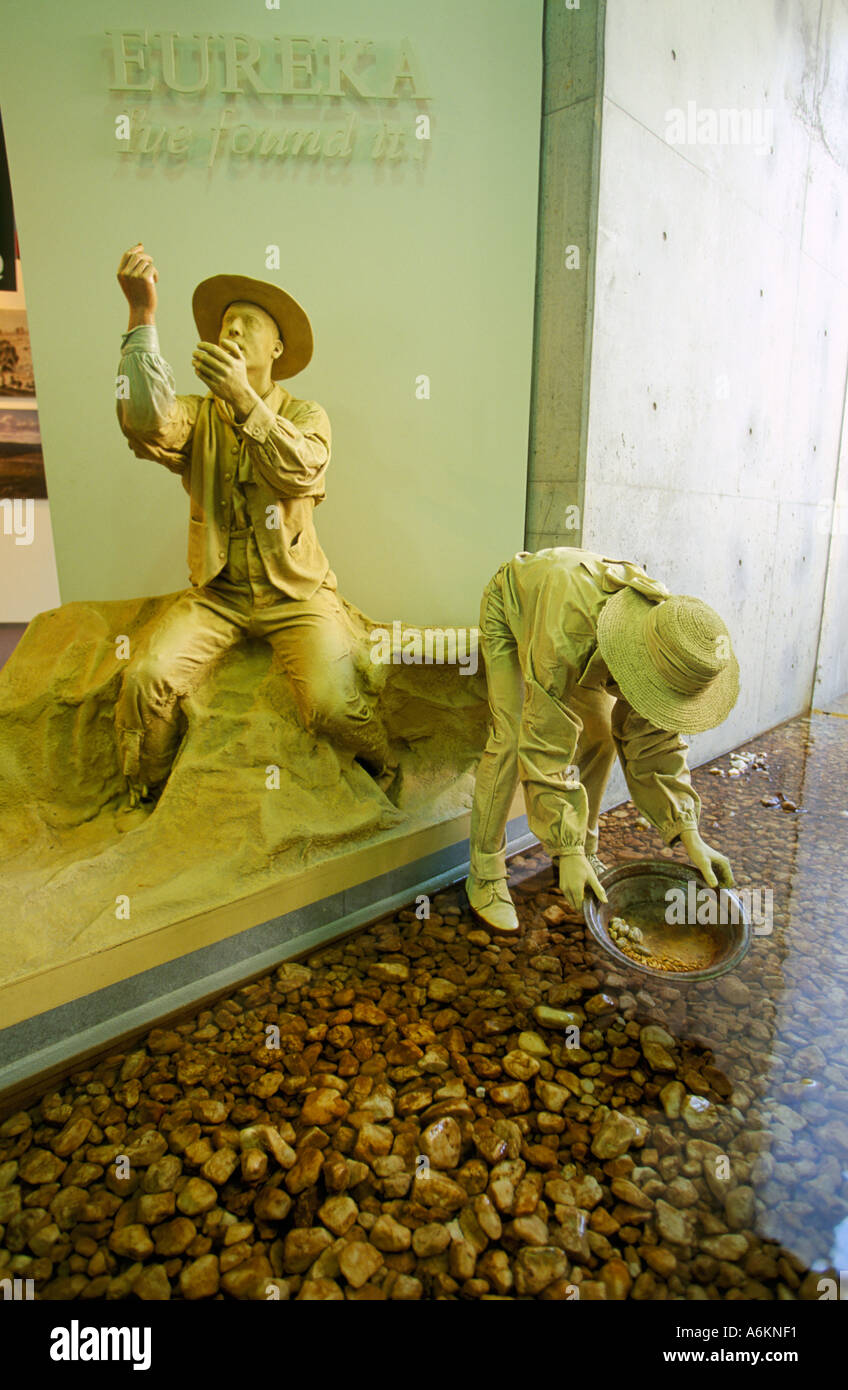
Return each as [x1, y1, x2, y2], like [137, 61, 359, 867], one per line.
[239, 397, 331, 499]
[611, 699, 701, 843]
[116, 325, 198, 475]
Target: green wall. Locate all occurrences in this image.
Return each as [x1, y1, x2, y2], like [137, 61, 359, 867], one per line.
[0, 0, 542, 626]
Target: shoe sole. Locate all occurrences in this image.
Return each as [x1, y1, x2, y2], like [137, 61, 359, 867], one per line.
[467, 902, 521, 938]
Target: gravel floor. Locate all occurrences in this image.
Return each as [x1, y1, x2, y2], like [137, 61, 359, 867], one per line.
[1, 710, 846, 1301]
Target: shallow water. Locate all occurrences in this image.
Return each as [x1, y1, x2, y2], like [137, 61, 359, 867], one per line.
[510, 706, 848, 1279]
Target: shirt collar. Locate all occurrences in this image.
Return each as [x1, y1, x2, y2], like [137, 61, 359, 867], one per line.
[263, 382, 287, 414]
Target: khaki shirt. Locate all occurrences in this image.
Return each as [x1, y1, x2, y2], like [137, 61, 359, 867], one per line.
[497, 548, 701, 851]
[117, 325, 336, 599]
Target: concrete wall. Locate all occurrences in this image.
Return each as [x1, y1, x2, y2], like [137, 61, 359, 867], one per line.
[525, 0, 604, 553]
[813, 412, 848, 705]
[581, 0, 848, 764]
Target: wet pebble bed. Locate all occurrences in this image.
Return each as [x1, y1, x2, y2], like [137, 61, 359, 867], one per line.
[1, 710, 847, 1301]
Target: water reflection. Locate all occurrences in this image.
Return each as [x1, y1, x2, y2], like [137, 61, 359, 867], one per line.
[511, 707, 848, 1291]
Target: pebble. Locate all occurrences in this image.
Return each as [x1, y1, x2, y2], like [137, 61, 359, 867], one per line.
[179, 1254, 220, 1300]
[201, 1147, 239, 1186]
[141, 1156, 183, 1193]
[514, 1247, 568, 1294]
[368, 961, 410, 983]
[317, 1195, 358, 1236]
[421, 1117, 462, 1170]
[353, 1124, 393, 1163]
[591, 1112, 638, 1159]
[488, 1082, 531, 1113]
[533, 1005, 585, 1031]
[107, 1228, 153, 1262]
[300, 1088, 350, 1126]
[716, 977, 752, 1005]
[239, 1125, 296, 1169]
[556, 1208, 590, 1260]
[640, 1025, 677, 1072]
[666, 1176, 699, 1209]
[655, 1199, 694, 1246]
[298, 1277, 344, 1300]
[283, 1228, 333, 1273]
[412, 1224, 451, 1257]
[725, 1187, 755, 1230]
[585, 993, 617, 1016]
[51, 1117, 92, 1157]
[681, 1095, 717, 1132]
[610, 1177, 652, 1211]
[412, 1171, 467, 1212]
[643, 1247, 676, 1276]
[253, 1186, 293, 1222]
[600, 1257, 633, 1300]
[517, 1031, 550, 1058]
[153, 1218, 196, 1256]
[700, 1239, 745, 1273]
[338, 1242, 384, 1289]
[0, 1112, 31, 1138]
[370, 1215, 412, 1252]
[512, 1214, 549, 1246]
[285, 1149, 324, 1194]
[502, 1050, 541, 1081]
[388, 1274, 423, 1300]
[18, 1150, 66, 1185]
[535, 1079, 570, 1113]
[136, 1192, 175, 1225]
[133, 1264, 172, 1300]
[221, 1254, 273, 1299]
[659, 1081, 686, 1118]
[176, 1179, 218, 1216]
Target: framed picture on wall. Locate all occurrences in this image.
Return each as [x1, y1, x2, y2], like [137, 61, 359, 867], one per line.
[0, 401, 45, 499]
[0, 307, 34, 397]
[0, 110, 45, 500]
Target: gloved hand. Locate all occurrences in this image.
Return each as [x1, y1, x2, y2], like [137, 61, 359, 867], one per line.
[558, 852, 608, 913]
[679, 828, 734, 887]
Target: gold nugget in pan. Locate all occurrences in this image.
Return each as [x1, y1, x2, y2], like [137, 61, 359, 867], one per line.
[608, 911, 723, 973]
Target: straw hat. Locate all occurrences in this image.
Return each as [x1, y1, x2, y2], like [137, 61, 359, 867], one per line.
[192, 274, 313, 379]
[597, 588, 739, 734]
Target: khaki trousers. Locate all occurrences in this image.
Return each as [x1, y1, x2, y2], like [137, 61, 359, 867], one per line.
[469, 569, 617, 879]
[116, 533, 389, 793]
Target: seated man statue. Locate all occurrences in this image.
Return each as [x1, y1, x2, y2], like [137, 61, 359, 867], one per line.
[466, 547, 738, 934]
[113, 243, 393, 829]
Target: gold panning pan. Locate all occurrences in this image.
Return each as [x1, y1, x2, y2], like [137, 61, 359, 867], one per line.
[583, 860, 752, 982]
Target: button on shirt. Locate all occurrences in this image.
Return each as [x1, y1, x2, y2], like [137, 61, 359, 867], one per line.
[210, 401, 270, 595]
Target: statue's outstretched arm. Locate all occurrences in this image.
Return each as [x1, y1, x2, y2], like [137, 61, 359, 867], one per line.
[115, 243, 197, 474]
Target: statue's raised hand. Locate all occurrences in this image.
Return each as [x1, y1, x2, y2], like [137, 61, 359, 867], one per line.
[117, 244, 158, 323]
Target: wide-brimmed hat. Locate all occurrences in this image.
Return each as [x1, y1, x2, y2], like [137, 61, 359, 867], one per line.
[597, 588, 739, 734]
[192, 274, 313, 379]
